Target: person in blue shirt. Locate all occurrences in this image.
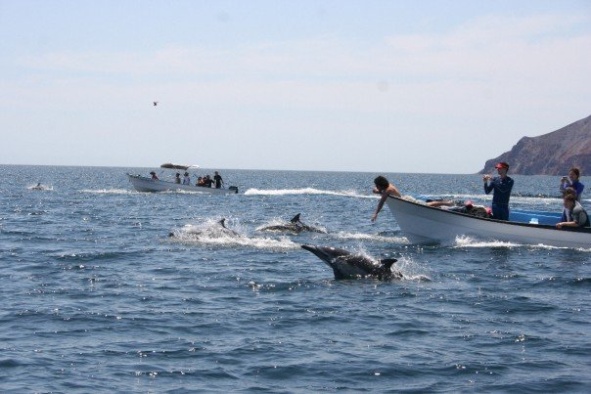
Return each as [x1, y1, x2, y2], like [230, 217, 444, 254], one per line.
[559, 167, 584, 201]
[483, 162, 514, 221]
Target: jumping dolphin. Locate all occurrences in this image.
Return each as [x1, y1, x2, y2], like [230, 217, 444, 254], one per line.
[169, 218, 239, 238]
[259, 214, 326, 234]
[217, 218, 240, 237]
[301, 244, 402, 280]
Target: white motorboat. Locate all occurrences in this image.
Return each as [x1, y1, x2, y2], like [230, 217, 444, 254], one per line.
[127, 174, 238, 194]
[127, 164, 238, 194]
[385, 196, 591, 248]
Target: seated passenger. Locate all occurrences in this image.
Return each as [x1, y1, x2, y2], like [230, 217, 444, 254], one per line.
[197, 177, 205, 186]
[150, 171, 159, 180]
[204, 175, 214, 188]
[175, 173, 181, 184]
[428, 199, 490, 218]
[556, 194, 590, 229]
[426, 199, 462, 208]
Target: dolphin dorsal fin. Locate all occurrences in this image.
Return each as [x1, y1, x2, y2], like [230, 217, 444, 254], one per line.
[290, 213, 301, 223]
[219, 218, 227, 228]
[380, 258, 398, 269]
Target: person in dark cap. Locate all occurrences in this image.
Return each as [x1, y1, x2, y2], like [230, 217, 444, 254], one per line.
[483, 162, 514, 220]
[150, 171, 159, 180]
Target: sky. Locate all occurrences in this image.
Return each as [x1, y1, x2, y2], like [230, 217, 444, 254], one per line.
[1, 0, 590, 173]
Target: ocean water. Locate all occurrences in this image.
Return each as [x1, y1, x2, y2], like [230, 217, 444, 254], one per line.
[1, 165, 590, 393]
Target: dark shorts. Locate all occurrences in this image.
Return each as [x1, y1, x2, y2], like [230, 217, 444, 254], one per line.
[492, 203, 509, 221]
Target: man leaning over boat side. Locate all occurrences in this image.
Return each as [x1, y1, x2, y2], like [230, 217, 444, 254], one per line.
[483, 162, 514, 221]
[556, 193, 590, 229]
[371, 176, 402, 222]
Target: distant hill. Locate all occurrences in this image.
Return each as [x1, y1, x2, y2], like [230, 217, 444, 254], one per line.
[479, 114, 591, 175]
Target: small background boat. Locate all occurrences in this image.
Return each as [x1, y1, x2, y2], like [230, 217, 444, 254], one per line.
[127, 163, 239, 194]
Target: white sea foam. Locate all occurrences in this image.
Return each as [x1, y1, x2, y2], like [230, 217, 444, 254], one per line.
[453, 235, 521, 248]
[171, 233, 300, 250]
[452, 235, 590, 250]
[244, 188, 375, 199]
[79, 188, 135, 195]
[333, 231, 409, 244]
[169, 220, 300, 250]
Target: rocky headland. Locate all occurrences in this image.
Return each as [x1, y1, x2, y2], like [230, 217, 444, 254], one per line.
[480, 114, 591, 175]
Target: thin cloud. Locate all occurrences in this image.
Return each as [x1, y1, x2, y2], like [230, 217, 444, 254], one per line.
[3, 11, 591, 171]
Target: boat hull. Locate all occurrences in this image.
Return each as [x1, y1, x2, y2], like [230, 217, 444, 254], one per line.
[127, 174, 238, 194]
[385, 196, 591, 248]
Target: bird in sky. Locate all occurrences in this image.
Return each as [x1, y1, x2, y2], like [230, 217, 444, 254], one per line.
[153, 101, 158, 106]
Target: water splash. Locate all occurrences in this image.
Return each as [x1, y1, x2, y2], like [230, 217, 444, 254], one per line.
[452, 235, 591, 251]
[333, 231, 409, 244]
[169, 221, 300, 250]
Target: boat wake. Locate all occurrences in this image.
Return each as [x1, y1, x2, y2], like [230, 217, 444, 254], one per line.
[452, 235, 591, 251]
[452, 235, 520, 248]
[79, 188, 135, 195]
[333, 231, 409, 244]
[244, 188, 374, 199]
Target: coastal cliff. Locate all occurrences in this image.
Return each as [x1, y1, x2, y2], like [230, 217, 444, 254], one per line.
[479, 114, 591, 175]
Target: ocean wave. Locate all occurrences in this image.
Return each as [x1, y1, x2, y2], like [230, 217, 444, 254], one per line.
[244, 188, 375, 199]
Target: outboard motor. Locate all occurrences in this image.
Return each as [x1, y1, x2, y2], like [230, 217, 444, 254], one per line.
[228, 186, 239, 194]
